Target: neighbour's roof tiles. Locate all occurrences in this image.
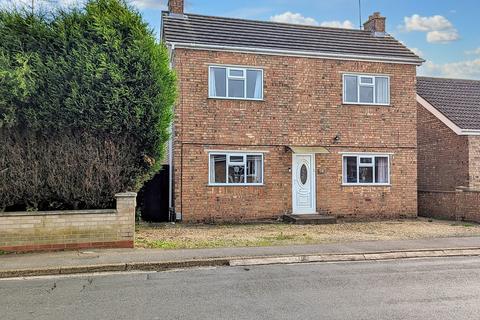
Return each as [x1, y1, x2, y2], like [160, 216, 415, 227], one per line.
[417, 77, 480, 130]
[161, 12, 423, 63]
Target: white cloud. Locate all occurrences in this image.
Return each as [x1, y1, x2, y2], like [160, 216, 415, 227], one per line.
[270, 11, 318, 26]
[426, 29, 460, 43]
[320, 20, 355, 29]
[403, 14, 459, 44]
[466, 48, 480, 55]
[404, 14, 453, 32]
[419, 59, 480, 80]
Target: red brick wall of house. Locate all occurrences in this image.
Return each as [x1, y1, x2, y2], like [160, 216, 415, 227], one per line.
[468, 136, 480, 189]
[416, 102, 480, 221]
[417, 104, 469, 191]
[173, 48, 418, 222]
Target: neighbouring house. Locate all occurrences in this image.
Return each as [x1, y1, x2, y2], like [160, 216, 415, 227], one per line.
[417, 77, 480, 222]
[162, 0, 424, 222]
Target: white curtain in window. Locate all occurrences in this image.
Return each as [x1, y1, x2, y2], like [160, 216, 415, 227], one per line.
[209, 69, 216, 97]
[252, 156, 262, 182]
[246, 70, 262, 99]
[254, 71, 262, 99]
[246, 155, 263, 183]
[209, 155, 215, 182]
[247, 155, 263, 183]
[375, 77, 389, 104]
[344, 76, 358, 103]
[376, 157, 388, 183]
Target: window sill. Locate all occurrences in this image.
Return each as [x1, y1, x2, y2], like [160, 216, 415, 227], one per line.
[342, 183, 391, 187]
[208, 183, 264, 187]
[342, 103, 391, 107]
[208, 96, 264, 102]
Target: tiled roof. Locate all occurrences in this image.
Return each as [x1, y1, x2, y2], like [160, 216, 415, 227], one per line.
[417, 77, 480, 130]
[161, 12, 423, 64]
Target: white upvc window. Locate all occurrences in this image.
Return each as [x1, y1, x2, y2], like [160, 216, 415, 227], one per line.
[343, 74, 390, 105]
[342, 154, 390, 185]
[209, 152, 264, 186]
[209, 66, 263, 100]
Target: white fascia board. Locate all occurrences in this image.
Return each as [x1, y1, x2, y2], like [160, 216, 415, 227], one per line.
[460, 129, 480, 135]
[416, 94, 480, 136]
[166, 42, 424, 66]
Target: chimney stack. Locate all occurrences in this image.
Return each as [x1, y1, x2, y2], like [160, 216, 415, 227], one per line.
[363, 12, 386, 35]
[168, 0, 184, 14]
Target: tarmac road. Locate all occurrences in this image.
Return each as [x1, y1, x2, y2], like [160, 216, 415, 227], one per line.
[1, 256, 480, 320]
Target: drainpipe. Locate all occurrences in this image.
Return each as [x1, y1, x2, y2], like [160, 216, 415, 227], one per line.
[168, 43, 176, 221]
[168, 126, 174, 220]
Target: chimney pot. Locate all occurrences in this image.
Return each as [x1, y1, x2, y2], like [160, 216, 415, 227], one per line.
[363, 11, 386, 35]
[168, 0, 184, 14]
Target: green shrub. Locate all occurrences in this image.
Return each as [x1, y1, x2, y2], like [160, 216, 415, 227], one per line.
[0, 0, 176, 211]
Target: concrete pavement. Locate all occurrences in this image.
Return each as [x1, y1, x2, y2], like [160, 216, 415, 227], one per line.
[2, 256, 480, 319]
[1, 236, 480, 278]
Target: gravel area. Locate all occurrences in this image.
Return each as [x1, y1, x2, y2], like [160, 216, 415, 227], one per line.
[135, 218, 480, 249]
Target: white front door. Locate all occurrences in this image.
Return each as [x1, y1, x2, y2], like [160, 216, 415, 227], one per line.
[292, 154, 316, 214]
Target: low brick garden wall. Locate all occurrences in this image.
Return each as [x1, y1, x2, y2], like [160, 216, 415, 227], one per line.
[0, 192, 136, 252]
[419, 189, 480, 222]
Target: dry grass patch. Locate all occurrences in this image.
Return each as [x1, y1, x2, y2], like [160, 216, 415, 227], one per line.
[135, 218, 480, 250]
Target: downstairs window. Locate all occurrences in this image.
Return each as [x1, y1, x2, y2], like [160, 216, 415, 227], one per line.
[343, 155, 390, 185]
[209, 153, 263, 185]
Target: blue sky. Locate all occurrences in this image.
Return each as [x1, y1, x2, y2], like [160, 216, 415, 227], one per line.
[133, 0, 480, 79]
[4, 0, 480, 79]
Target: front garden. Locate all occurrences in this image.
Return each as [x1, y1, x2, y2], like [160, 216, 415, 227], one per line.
[135, 218, 480, 249]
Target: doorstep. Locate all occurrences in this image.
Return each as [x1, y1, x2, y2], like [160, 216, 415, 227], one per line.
[282, 214, 337, 225]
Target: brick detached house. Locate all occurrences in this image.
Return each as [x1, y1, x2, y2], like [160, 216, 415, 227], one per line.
[417, 77, 480, 222]
[162, 0, 424, 222]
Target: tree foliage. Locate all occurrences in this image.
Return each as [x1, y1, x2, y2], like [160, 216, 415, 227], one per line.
[0, 0, 176, 211]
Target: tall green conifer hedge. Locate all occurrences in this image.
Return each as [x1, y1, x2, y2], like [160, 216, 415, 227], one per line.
[0, 0, 176, 211]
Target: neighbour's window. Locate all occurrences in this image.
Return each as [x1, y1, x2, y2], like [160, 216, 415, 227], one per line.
[343, 155, 390, 185]
[209, 153, 263, 185]
[209, 66, 263, 100]
[343, 74, 390, 105]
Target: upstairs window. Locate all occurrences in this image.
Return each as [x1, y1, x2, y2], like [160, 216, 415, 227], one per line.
[343, 155, 390, 185]
[343, 74, 390, 105]
[209, 66, 263, 100]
